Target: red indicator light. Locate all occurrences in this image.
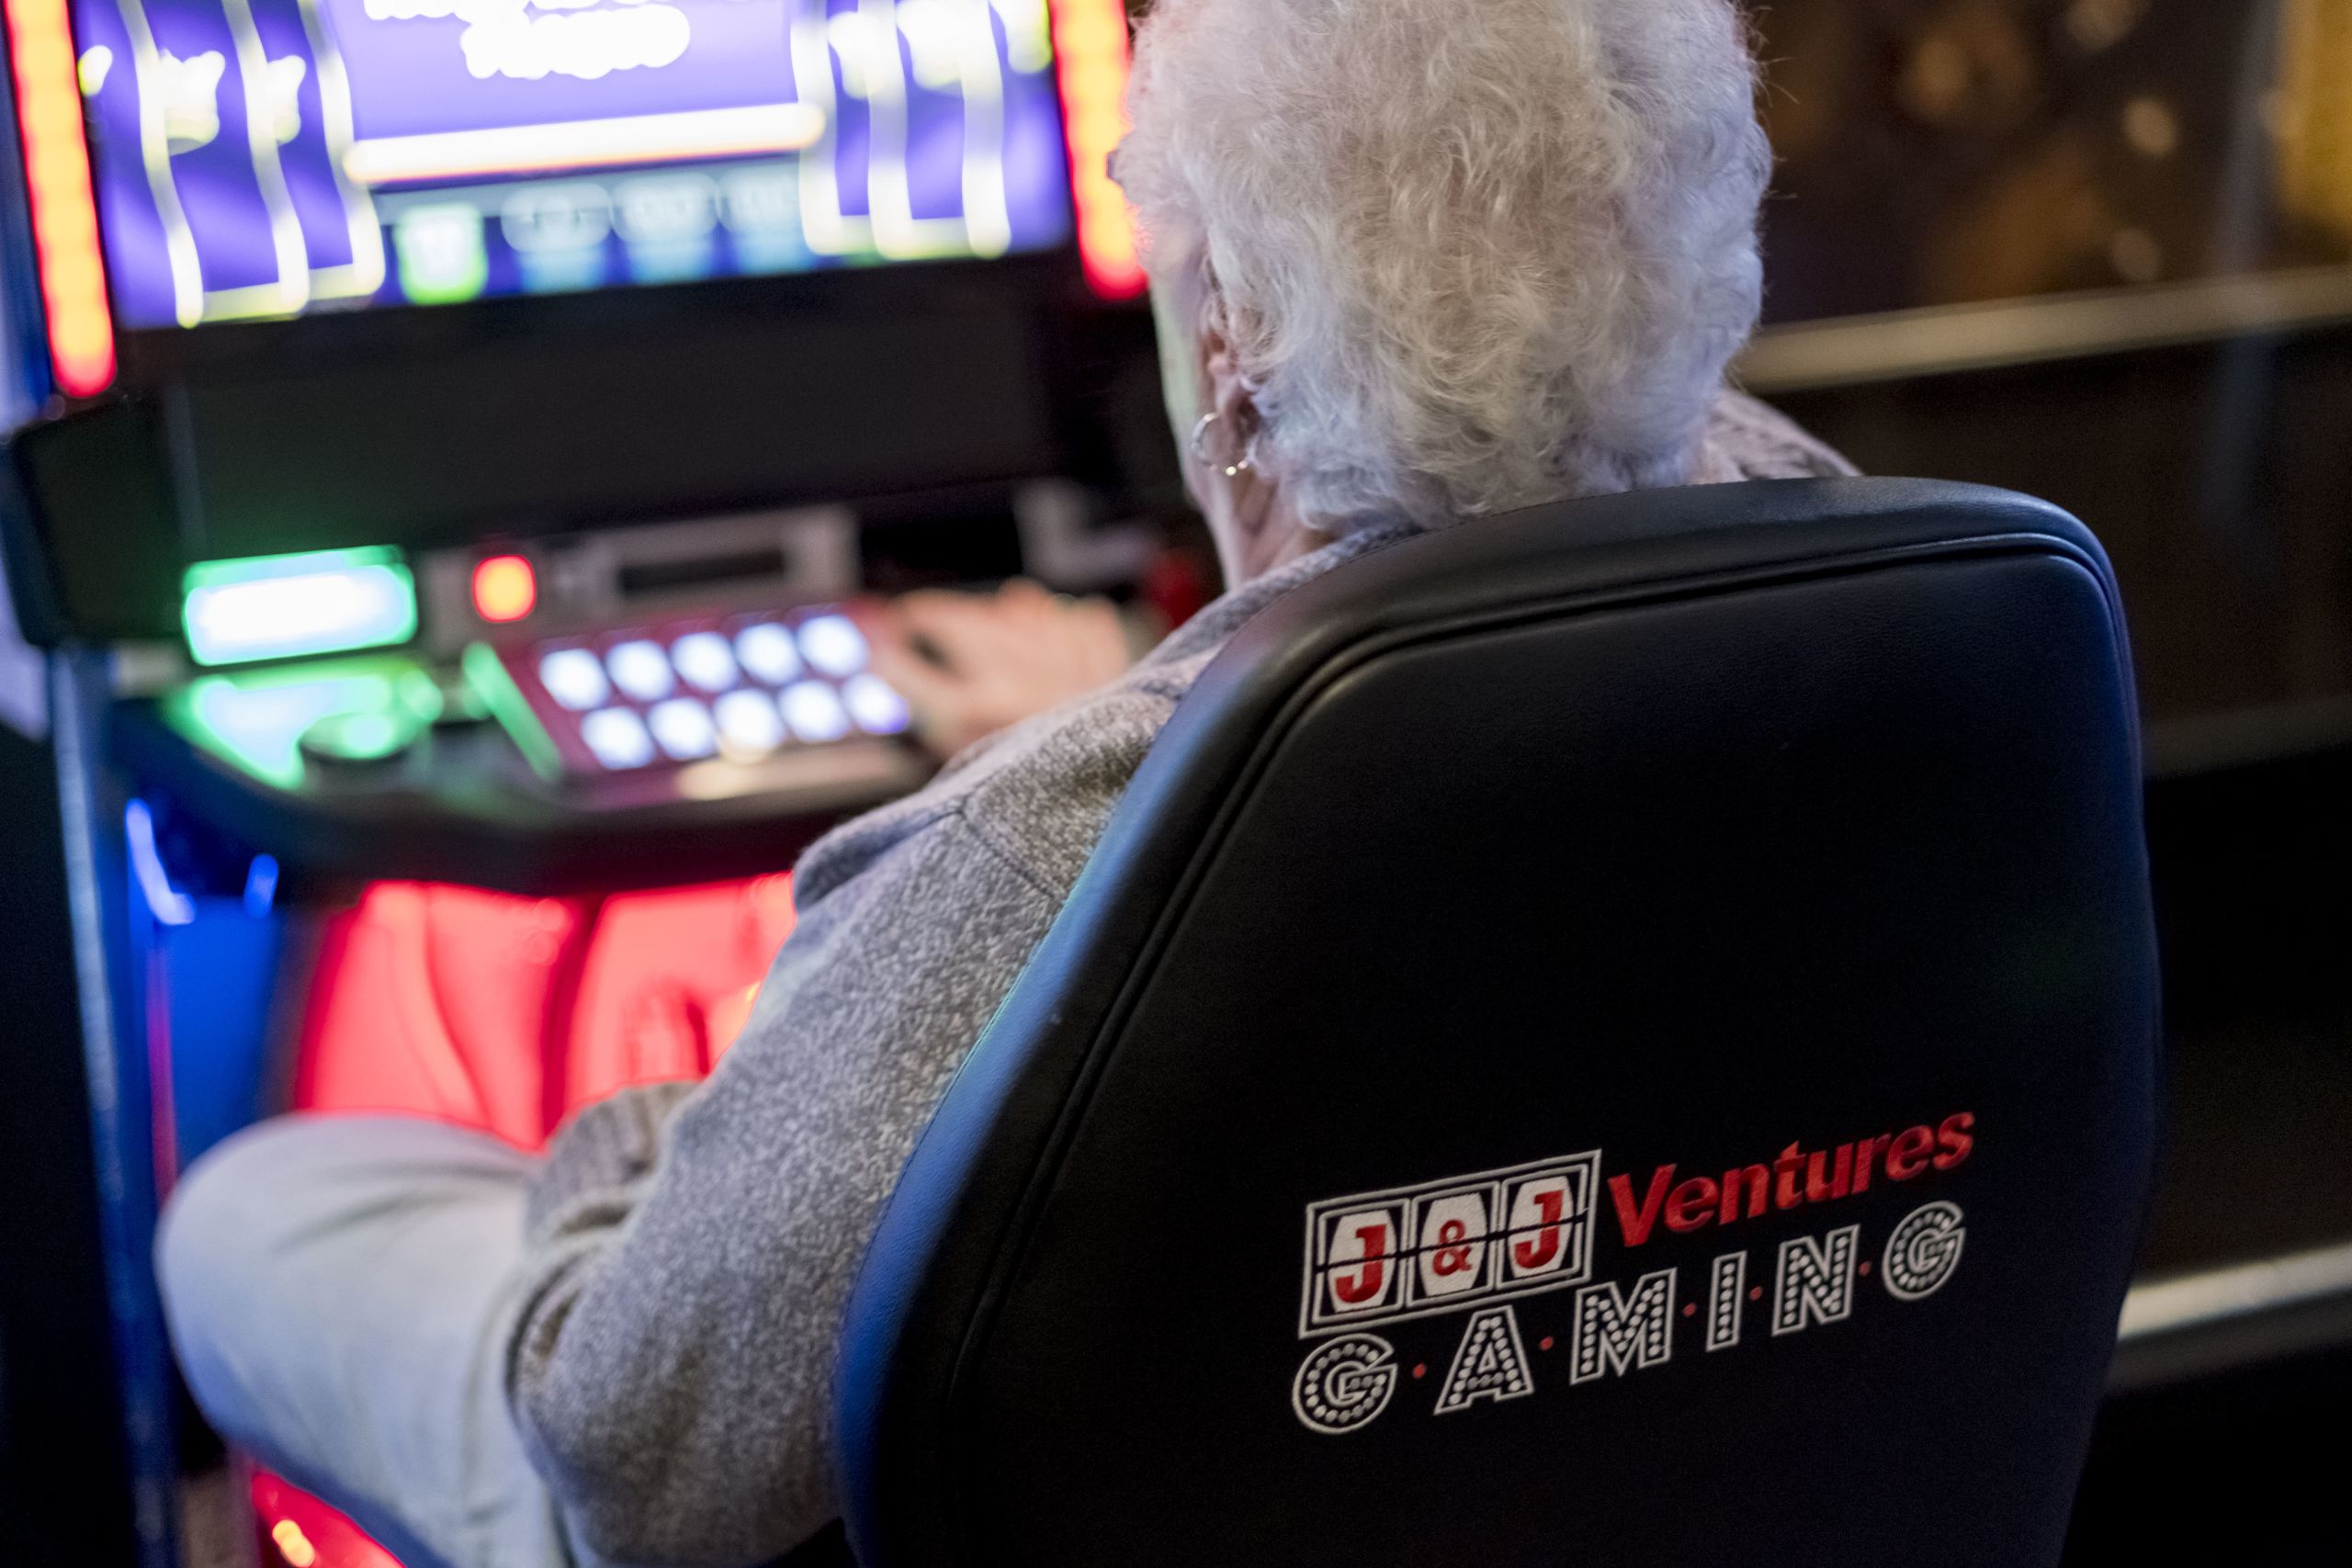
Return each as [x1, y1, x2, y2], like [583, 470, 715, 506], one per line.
[471, 555, 537, 623]
[5, 0, 117, 396]
[1050, 0, 1145, 299]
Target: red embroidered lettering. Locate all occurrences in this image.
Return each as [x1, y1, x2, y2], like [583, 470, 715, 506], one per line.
[1773, 1143, 1805, 1210]
[1804, 1144, 1853, 1203]
[1513, 1188, 1565, 1270]
[1331, 1224, 1390, 1304]
[1430, 1219, 1476, 1277]
[1934, 1111, 1975, 1170]
[1885, 1126, 1936, 1181]
[1666, 1176, 1719, 1233]
[1850, 1134, 1891, 1193]
[1610, 1166, 1676, 1247]
[1719, 1164, 1770, 1223]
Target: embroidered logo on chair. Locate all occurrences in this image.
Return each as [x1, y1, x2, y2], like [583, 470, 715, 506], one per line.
[1290, 1115, 1975, 1433]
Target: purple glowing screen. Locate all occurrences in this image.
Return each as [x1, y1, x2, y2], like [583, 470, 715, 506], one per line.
[68, 0, 1074, 327]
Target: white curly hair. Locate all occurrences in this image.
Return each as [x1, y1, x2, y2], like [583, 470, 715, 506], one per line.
[1115, 0, 1771, 535]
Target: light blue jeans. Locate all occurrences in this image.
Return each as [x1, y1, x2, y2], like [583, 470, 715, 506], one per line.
[156, 1115, 601, 1568]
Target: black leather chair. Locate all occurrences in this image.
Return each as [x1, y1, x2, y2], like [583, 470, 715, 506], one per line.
[835, 478, 2160, 1568]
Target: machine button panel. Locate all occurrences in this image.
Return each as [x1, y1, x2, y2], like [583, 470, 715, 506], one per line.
[606, 640, 676, 703]
[734, 623, 803, 685]
[671, 632, 740, 693]
[842, 673, 912, 737]
[648, 697, 720, 761]
[797, 614, 868, 679]
[539, 648, 611, 711]
[781, 681, 852, 744]
[491, 604, 912, 779]
[581, 707, 657, 771]
[714, 688, 786, 756]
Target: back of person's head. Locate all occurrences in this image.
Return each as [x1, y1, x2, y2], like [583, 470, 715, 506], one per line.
[1117, 0, 1770, 536]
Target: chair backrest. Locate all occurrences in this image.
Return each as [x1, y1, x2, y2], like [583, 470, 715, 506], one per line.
[836, 479, 2160, 1568]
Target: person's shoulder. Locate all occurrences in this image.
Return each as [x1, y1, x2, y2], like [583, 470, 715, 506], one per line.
[1700, 389, 1860, 481]
[948, 668, 1193, 897]
[795, 666, 1187, 910]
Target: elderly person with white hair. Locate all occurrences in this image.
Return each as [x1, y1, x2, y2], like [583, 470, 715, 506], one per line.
[155, 2, 1849, 1565]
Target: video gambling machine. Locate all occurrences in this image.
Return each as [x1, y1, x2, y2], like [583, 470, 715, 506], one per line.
[0, 1, 1170, 1562]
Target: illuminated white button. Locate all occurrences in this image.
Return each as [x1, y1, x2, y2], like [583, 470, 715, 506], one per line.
[537, 649, 608, 711]
[797, 615, 867, 678]
[842, 673, 910, 736]
[714, 689, 786, 756]
[648, 697, 718, 761]
[779, 681, 851, 743]
[605, 640, 674, 702]
[671, 631, 738, 693]
[733, 622, 801, 685]
[580, 707, 655, 770]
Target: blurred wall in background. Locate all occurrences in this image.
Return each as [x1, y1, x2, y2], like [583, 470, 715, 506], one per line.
[1747, 0, 2352, 769]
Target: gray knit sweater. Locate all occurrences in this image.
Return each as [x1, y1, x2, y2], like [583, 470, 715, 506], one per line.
[506, 392, 1853, 1566]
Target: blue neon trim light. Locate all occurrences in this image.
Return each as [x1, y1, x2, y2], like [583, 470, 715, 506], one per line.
[125, 799, 195, 927]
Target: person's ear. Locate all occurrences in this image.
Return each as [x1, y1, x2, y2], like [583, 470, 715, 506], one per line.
[1197, 294, 1260, 450]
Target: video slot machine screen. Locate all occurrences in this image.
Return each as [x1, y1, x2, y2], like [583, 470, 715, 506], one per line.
[68, 0, 1077, 329]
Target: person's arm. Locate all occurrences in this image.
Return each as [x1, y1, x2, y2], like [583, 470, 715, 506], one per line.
[507, 809, 1061, 1566]
[861, 580, 1136, 758]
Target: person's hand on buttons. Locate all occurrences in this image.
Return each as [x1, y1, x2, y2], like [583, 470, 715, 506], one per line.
[859, 580, 1134, 759]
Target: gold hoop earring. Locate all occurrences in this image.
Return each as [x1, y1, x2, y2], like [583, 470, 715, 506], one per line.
[1189, 411, 1254, 479]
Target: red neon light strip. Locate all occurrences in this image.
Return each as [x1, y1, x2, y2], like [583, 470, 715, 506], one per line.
[1049, 0, 1144, 299]
[252, 1471, 404, 1568]
[4, 0, 115, 396]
